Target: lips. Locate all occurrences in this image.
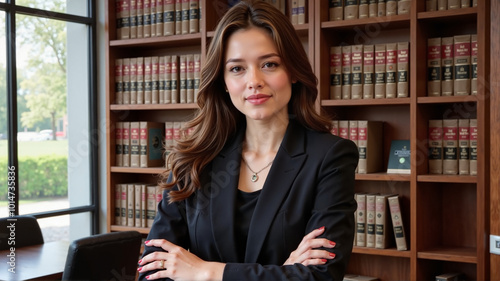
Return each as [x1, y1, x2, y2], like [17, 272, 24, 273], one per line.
[246, 94, 271, 105]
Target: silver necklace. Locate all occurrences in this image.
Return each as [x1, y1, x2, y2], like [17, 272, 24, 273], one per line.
[241, 157, 274, 182]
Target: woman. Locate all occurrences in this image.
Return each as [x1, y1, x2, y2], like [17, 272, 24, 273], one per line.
[138, 1, 358, 280]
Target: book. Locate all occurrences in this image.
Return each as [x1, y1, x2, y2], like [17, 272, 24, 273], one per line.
[357, 120, 384, 174]
[140, 121, 165, 167]
[359, 0, 369, 19]
[329, 0, 343, 21]
[453, 34, 471, 95]
[122, 121, 131, 167]
[442, 119, 458, 175]
[130, 0, 138, 39]
[146, 185, 157, 227]
[398, 0, 411, 14]
[171, 55, 179, 103]
[129, 121, 141, 167]
[130, 57, 138, 104]
[365, 193, 377, 248]
[152, 56, 160, 104]
[297, 0, 306, 24]
[377, 0, 386, 16]
[386, 0, 397, 16]
[143, 0, 152, 37]
[115, 58, 123, 104]
[122, 0, 131, 39]
[115, 184, 121, 225]
[186, 54, 195, 103]
[155, 185, 164, 214]
[179, 54, 187, 103]
[344, 274, 380, 281]
[388, 195, 407, 251]
[369, 0, 377, 17]
[120, 184, 128, 225]
[344, 0, 359, 20]
[159, 56, 165, 104]
[122, 58, 131, 104]
[426, 0, 437, 11]
[137, 57, 145, 104]
[349, 120, 359, 173]
[181, 0, 190, 34]
[429, 119, 443, 174]
[448, 0, 460, 9]
[355, 193, 366, 247]
[150, 0, 157, 37]
[164, 55, 172, 103]
[387, 139, 411, 174]
[127, 184, 135, 227]
[115, 122, 123, 167]
[385, 43, 397, 98]
[164, 0, 175, 35]
[137, 0, 144, 38]
[175, 0, 182, 35]
[351, 45, 363, 99]
[144, 56, 152, 104]
[435, 272, 465, 281]
[469, 118, 477, 176]
[194, 53, 201, 100]
[141, 184, 147, 227]
[189, 0, 199, 34]
[438, 0, 447, 10]
[428, 37, 442, 96]
[339, 120, 349, 140]
[363, 44, 375, 99]
[397, 42, 409, 98]
[471, 34, 478, 95]
[342, 45, 352, 99]
[375, 194, 394, 249]
[291, 0, 298, 24]
[134, 184, 143, 228]
[441, 37, 454, 96]
[330, 46, 342, 99]
[374, 44, 386, 99]
[330, 120, 339, 136]
[458, 119, 470, 175]
[155, 0, 164, 37]
[165, 121, 174, 153]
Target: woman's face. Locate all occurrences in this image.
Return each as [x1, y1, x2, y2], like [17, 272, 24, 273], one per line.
[223, 27, 293, 122]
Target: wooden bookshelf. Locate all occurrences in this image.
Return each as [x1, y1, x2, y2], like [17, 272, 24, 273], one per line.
[104, 1, 492, 280]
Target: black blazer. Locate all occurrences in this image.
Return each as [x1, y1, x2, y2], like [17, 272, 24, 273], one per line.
[139, 118, 359, 281]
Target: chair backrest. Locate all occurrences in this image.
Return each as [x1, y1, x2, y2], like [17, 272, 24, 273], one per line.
[0, 215, 44, 250]
[62, 231, 142, 281]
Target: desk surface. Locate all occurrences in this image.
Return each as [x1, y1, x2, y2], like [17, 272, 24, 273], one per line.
[0, 240, 69, 281]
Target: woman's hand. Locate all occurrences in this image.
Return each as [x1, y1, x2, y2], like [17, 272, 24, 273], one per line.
[138, 239, 225, 281]
[283, 226, 336, 266]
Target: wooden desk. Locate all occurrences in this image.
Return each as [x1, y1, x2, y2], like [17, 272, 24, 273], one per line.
[0, 241, 69, 281]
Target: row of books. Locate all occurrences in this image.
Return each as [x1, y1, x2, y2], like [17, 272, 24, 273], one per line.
[331, 120, 384, 174]
[344, 272, 464, 281]
[429, 118, 477, 175]
[329, 0, 410, 21]
[116, 0, 201, 40]
[427, 34, 477, 96]
[355, 193, 407, 251]
[426, 0, 477, 11]
[114, 183, 163, 228]
[115, 54, 201, 105]
[330, 42, 409, 100]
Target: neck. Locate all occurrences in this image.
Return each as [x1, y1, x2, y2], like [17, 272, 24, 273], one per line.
[243, 117, 288, 155]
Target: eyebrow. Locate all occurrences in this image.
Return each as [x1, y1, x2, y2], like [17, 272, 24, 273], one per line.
[225, 53, 280, 65]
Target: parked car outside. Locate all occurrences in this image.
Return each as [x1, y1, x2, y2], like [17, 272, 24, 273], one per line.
[34, 130, 54, 141]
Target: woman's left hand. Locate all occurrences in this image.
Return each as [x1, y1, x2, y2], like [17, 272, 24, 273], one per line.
[138, 239, 225, 281]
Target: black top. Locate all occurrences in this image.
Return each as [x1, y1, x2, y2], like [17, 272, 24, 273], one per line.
[235, 189, 261, 261]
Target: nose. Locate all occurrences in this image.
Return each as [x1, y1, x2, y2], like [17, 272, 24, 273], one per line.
[247, 67, 263, 90]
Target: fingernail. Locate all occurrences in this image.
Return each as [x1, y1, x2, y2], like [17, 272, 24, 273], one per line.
[329, 241, 336, 247]
[138, 259, 142, 264]
[329, 252, 336, 258]
[146, 276, 150, 280]
[321, 259, 327, 263]
[318, 226, 325, 231]
[137, 267, 142, 272]
[144, 240, 150, 245]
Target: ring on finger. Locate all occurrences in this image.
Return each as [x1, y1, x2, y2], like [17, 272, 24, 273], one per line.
[158, 259, 166, 269]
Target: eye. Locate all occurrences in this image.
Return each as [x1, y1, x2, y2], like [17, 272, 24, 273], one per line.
[263, 61, 279, 69]
[228, 66, 243, 73]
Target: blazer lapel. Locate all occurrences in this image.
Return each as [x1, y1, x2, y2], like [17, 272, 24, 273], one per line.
[244, 119, 307, 262]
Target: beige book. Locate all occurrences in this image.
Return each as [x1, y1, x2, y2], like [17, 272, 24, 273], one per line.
[349, 120, 359, 148]
[330, 0, 343, 21]
[141, 184, 147, 227]
[130, 122, 141, 167]
[159, 56, 165, 104]
[120, 184, 128, 226]
[144, 56, 152, 104]
[173, 122, 182, 145]
[461, 0, 470, 7]
[115, 58, 123, 104]
[359, 0, 369, 19]
[385, 43, 397, 98]
[398, 0, 411, 14]
[388, 195, 407, 251]
[122, 0, 131, 39]
[130, 0, 138, 39]
[427, 37, 442, 96]
[344, 0, 359, 20]
[194, 53, 201, 100]
[357, 120, 384, 174]
[339, 120, 349, 140]
[164, 56, 172, 103]
[164, 122, 174, 153]
[375, 194, 394, 249]
[377, 0, 386, 16]
[355, 193, 367, 247]
[116, 0, 123, 39]
[115, 184, 121, 225]
[175, 0, 182, 35]
[458, 119, 470, 175]
[143, 0, 152, 37]
[140, 121, 165, 167]
[115, 122, 123, 167]
[471, 34, 478, 95]
[397, 42, 409, 98]
[330, 120, 339, 136]
[155, 0, 164, 37]
[171, 55, 179, 103]
[469, 119, 477, 175]
[365, 194, 377, 248]
[443, 119, 458, 175]
[374, 44, 386, 99]
[130, 58, 138, 104]
[330, 46, 342, 99]
[426, 0, 437, 11]
[136, 57, 145, 104]
[179, 55, 187, 103]
[297, 0, 306, 24]
[164, 0, 175, 35]
[137, 0, 144, 38]
[134, 184, 143, 228]
[122, 121, 131, 167]
[472, 0, 477, 7]
[150, 0, 157, 37]
[428, 120, 443, 174]
[122, 58, 131, 104]
[453, 34, 471, 95]
[441, 37, 454, 96]
[152, 56, 160, 103]
[438, 0, 447, 10]
[344, 274, 380, 281]
[342, 46, 352, 99]
[181, 0, 189, 34]
[369, 0, 377, 17]
[291, 0, 298, 24]
[351, 45, 363, 99]
[146, 185, 157, 227]
[363, 45, 375, 99]
[189, 0, 199, 33]
[127, 184, 135, 227]
[186, 54, 195, 103]
[448, 0, 460, 9]
[386, 0, 397, 16]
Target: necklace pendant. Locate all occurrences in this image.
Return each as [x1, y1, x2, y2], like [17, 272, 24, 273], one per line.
[251, 174, 258, 182]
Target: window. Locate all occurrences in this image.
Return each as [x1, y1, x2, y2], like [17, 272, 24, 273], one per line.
[0, 0, 97, 242]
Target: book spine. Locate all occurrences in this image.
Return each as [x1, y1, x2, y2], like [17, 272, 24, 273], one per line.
[351, 45, 363, 100]
[159, 56, 165, 104]
[339, 120, 349, 140]
[375, 194, 390, 249]
[134, 184, 142, 227]
[174, 0, 182, 35]
[369, 0, 377, 17]
[139, 122, 148, 167]
[355, 193, 366, 247]
[122, 58, 131, 104]
[150, 0, 157, 37]
[469, 119, 478, 175]
[349, 120, 359, 173]
[143, 0, 152, 37]
[386, 0, 397, 15]
[179, 55, 187, 103]
[297, 0, 306, 24]
[122, 0, 131, 39]
[115, 184, 121, 225]
[442, 119, 458, 175]
[141, 185, 147, 227]
[342, 45, 352, 99]
[187, 54, 195, 103]
[426, 0, 437, 11]
[189, 0, 199, 33]
[365, 194, 376, 247]
[152, 56, 160, 104]
[171, 55, 179, 103]
[164, 55, 172, 103]
[344, 0, 359, 20]
[115, 122, 123, 166]
[453, 34, 471, 95]
[329, 0, 343, 21]
[130, 58, 138, 104]
[130, 122, 141, 167]
[473, 0, 477, 7]
[181, 0, 189, 34]
[377, 0, 386, 16]
[363, 45, 375, 99]
[388, 195, 407, 251]
[359, 0, 369, 19]
[441, 37, 454, 96]
[122, 122, 131, 167]
[427, 37, 442, 96]
[120, 184, 128, 225]
[428, 119, 443, 174]
[291, 0, 299, 24]
[116, 0, 123, 39]
[448, 0, 460, 9]
[144, 57, 152, 104]
[458, 119, 470, 175]
[471, 34, 478, 95]
[136, 57, 145, 104]
[330, 120, 339, 136]
[156, 0, 164, 37]
[330, 46, 343, 99]
[165, 121, 174, 153]
[397, 42, 409, 98]
[194, 53, 201, 100]
[164, 0, 175, 35]
[127, 184, 135, 227]
[137, 0, 144, 38]
[385, 43, 397, 98]
[438, 0, 447, 10]
[146, 185, 157, 227]
[115, 59, 123, 104]
[130, 0, 138, 39]
[374, 44, 386, 99]
[398, 0, 411, 14]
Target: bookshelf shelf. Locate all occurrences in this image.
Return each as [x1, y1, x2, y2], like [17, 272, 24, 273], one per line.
[110, 166, 164, 175]
[110, 103, 198, 111]
[109, 33, 202, 48]
[355, 173, 411, 182]
[417, 247, 477, 264]
[321, 98, 411, 107]
[353, 246, 411, 258]
[417, 7, 477, 21]
[417, 174, 477, 183]
[320, 14, 410, 30]
[417, 95, 478, 104]
[110, 225, 151, 235]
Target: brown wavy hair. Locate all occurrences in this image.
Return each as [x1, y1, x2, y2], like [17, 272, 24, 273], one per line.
[161, 0, 333, 202]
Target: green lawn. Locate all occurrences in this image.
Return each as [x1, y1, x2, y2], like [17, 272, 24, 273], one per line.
[0, 139, 68, 157]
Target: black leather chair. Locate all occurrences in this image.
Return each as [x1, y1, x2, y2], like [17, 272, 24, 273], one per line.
[0, 215, 44, 250]
[62, 230, 142, 281]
